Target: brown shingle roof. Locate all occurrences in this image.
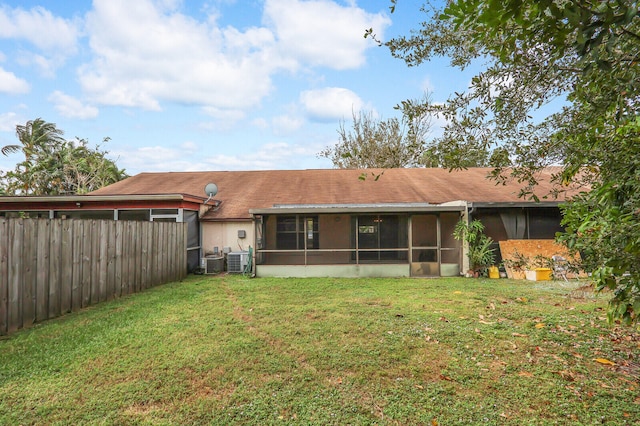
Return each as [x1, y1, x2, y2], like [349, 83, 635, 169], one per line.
[89, 168, 577, 220]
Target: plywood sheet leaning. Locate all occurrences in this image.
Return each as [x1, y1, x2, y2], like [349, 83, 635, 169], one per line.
[499, 239, 582, 280]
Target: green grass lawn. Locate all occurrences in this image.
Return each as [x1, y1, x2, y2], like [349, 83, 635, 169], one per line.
[1, 275, 639, 425]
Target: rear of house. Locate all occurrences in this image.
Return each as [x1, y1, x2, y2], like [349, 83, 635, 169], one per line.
[0, 168, 576, 278]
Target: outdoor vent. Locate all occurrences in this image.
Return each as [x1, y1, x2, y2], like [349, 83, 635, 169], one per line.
[227, 251, 249, 273]
[201, 257, 224, 275]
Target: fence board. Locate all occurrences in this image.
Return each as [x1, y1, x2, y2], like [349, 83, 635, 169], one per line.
[0, 219, 8, 334]
[22, 220, 36, 328]
[36, 220, 50, 322]
[168, 224, 175, 282]
[60, 220, 72, 313]
[48, 220, 62, 319]
[106, 221, 116, 301]
[0, 218, 187, 335]
[97, 221, 108, 303]
[8, 220, 23, 332]
[71, 220, 83, 311]
[125, 221, 135, 295]
[133, 222, 142, 293]
[160, 223, 167, 284]
[114, 222, 123, 297]
[151, 223, 159, 287]
[89, 220, 100, 304]
[81, 221, 92, 308]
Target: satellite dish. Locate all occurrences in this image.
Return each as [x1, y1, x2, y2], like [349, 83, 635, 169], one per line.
[204, 183, 220, 207]
[204, 183, 218, 197]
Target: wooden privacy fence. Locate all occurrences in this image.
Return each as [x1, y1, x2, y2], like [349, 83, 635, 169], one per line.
[0, 218, 188, 335]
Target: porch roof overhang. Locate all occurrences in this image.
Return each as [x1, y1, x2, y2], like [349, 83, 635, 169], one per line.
[0, 194, 206, 211]
[250, 202, 466, 216]
[469, 201, 562, 209]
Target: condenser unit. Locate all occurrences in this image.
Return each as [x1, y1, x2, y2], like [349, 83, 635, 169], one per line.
[227, 251, 249, 273]
[201, 256, 224, 274]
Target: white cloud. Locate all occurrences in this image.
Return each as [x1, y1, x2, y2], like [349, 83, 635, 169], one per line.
[77, 0, 388, 114]
[263, 0, 390, 70]
[0, 5, 79, 52]
[116, 139, 324, 173]
[0, 5, 79, 73]
[299, 87, 363, 121]
[0, 66, 30, 94]
[80, 0, 285, 111]
[0, 111, 21, 132]
[180, 141, 198, 152]
[201, 141, 321, 170]
[251, 117, 269, 130]
[421, 76, 434, 93]
[201, 107, 246, 122]
[272, 114, 304, 135]
[48, 91, 99, 119]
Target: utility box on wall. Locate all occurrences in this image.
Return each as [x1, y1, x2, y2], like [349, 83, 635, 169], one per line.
[238, 229, 246, 239]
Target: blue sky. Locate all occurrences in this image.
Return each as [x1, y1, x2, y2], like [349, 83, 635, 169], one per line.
[0, 0, 474, 175]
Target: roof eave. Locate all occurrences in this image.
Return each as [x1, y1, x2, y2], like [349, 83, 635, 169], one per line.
[250, 204, 466, 215]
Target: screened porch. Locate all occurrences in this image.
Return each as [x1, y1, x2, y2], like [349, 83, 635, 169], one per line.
[251, 208, 463, 277]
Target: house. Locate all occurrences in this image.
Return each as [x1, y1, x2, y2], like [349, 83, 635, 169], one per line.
[0, 167, 576, 278]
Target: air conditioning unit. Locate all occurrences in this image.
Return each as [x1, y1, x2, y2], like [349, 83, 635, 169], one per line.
[201, 256, 224, 274]
[227, 251, 249, 273]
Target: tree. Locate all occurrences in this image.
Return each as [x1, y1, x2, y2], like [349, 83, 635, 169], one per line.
[318, 95, 433, 169]
[1, 119, 128, 195]
[379, 1, 640, 323]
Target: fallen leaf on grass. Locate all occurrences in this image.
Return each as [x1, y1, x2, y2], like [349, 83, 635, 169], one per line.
[478, 320, 494, 325]
[512, 332, 529, 337]
[439, 374, 453, 381]
[453, 291, 462, 294]
[555, 370, 576, 381]
[535, 323, 546, 329]
[431, 418, 439, 426]
[594, 358, 616, 366]
[518, 371, 534, 377]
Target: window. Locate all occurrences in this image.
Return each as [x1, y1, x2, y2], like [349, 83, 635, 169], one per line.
[354, 215, 408, 261]
[276, 215, 318, 250]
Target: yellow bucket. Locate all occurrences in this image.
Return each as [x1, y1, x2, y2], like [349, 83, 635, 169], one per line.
[535, 268, 552, 281]
[488, 265, 500, 279]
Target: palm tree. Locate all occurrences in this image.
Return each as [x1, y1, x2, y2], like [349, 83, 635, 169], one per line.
[1, 118, 66, 159]
[1, 119, 126, 195]
[1, 119, 67, 194]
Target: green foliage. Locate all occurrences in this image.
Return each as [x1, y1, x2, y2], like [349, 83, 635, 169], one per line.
[385, 1, 640, 322]
[453, 219, 496, 274]
[318, 96, 432, 169]
[1, 118, 127, 195]
[502, 249, 530, 272]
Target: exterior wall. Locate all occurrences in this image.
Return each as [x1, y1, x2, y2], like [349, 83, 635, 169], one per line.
[256, 264, 410, 278]
[201, 221, 254, 255]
